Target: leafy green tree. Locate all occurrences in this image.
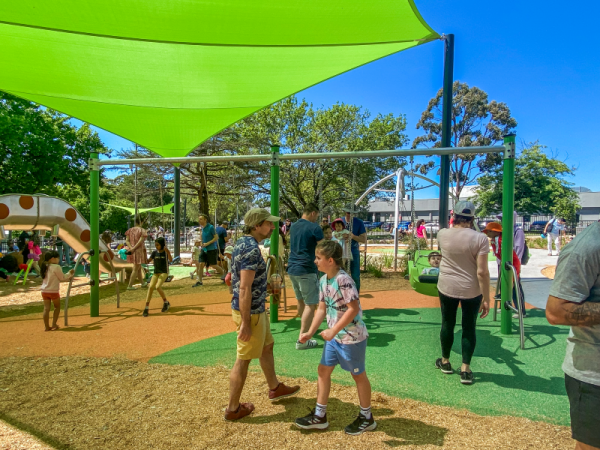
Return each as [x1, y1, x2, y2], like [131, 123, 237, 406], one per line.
[235, 97, 409, 217]
[474, 142, 580, 218]
[0, 92, 108, 196]
[412, 82, 517, 199]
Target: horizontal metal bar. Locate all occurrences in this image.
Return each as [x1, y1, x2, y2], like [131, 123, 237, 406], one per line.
[97, 145, 505, 166]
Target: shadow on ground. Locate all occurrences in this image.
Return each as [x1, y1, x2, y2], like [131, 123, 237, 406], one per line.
[243, 396, 447, 447]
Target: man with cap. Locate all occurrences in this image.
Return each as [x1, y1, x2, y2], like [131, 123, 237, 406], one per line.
[287, 203, 324, 350]
[225, 208, 300, 421]
[341, 205, 367, 293]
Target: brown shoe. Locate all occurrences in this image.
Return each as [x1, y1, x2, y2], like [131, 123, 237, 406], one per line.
[224, 402, 255, 421]
[269, 382, 301, 401]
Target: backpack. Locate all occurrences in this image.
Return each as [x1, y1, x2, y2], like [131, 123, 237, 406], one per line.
[521, 241, 530, 265]
[546, 219, 555, 234]
[515, 227, 530, 265]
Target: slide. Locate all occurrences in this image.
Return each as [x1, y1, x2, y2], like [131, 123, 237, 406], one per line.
[0, 194, 133, 274]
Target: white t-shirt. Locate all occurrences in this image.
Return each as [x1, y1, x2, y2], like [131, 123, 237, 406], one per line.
[41, 264, 72, 293]
[437, 227, 489, 299]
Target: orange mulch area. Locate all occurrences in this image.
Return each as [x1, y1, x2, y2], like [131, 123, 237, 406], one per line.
[0, 271, 534, 363]
[0, 272, 425, 362]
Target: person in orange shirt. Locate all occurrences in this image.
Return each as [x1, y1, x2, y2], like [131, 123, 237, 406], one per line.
[482, 222, 525, 318]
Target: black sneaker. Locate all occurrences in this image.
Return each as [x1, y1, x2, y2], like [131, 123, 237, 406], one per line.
[344, 413, 377, 435]
[142, 308, 149, 317]
[435, 358, 453, 374]
[161, 301, 170, 313]
[460, 371, 474, 385]
[294, 409, 329, 430]
[192, 281, 203, 287]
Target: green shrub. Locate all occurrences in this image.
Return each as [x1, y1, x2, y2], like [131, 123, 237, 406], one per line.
[366, 263, 384, 278]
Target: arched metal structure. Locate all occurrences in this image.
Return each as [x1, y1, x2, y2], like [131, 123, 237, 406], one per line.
[354, 168, 459, 271]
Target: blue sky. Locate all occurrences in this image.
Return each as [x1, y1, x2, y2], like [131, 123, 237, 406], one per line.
[95, 0, 600, 198]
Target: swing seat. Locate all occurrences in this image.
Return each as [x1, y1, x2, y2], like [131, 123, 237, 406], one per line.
[408, 250, 439, 297]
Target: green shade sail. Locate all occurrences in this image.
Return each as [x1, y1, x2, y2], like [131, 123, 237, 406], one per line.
[104, 203, 174, 215]
[0, 1, 438, 157]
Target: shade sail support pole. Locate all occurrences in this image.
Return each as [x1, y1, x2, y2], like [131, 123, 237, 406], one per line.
[89, 152, 100, 317]
[439, 33, 454, 231]
[173, 164, 181, 258]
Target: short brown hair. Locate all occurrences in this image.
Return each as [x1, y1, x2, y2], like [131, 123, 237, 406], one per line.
[303, 203, 319, 215]
[315, 240, 343, 267]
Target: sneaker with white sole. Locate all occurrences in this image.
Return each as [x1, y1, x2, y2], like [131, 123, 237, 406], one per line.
[344, 413, 377, 435]
[435, 358, 453, 374]
[296, 339, 318, 350]
[512, 313, 527, 319]
[295, 409, 329, 430]
[460, 370, 474, 385]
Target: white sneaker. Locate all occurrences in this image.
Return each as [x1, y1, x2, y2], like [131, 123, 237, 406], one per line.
[513, 313, 527, 319]
[296, 339, 318, 350]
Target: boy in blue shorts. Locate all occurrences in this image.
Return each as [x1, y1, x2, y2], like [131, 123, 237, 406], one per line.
[295, 240, 375, 435]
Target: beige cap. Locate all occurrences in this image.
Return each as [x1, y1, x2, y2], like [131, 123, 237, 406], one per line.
[244, 208, 280, 227]
[224, 245, 234, 254]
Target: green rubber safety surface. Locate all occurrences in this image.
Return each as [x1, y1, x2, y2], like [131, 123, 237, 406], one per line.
[150, 308, 570, 425]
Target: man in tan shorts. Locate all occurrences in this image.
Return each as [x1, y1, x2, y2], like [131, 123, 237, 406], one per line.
[225, 208, 300, 421]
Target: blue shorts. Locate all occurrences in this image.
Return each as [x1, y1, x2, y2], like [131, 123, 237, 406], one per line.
[320, 338, 367, 375]
[289, 273, 319, 305]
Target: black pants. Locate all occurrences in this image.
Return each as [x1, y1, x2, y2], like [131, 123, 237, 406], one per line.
[439, 292, 482, 365]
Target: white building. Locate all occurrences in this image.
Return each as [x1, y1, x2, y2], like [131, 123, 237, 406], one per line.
[366, 189, 600, 223]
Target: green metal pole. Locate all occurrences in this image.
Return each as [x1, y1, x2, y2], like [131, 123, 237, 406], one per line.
[173, 164, 181, 258]
[439, 33, 454, 230]
[500, 134, 516, 334]
[90, 152, 100, 317]
[270, 145, 280, 324]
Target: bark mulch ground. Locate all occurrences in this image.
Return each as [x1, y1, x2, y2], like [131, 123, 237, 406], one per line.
[0, 274, 421, 363]
[0, 357, 572, 450]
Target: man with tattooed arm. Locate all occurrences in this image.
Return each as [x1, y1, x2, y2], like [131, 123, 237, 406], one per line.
[546, 222, 600, 450]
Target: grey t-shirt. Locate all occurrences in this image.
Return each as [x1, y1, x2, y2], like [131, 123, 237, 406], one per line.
[549, 222, 600, 386]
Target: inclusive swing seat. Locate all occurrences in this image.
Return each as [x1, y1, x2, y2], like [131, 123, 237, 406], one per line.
[408, 250, 439, 297]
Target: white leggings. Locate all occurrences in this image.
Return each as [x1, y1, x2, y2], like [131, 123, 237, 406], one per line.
[547, 233, 561, 254]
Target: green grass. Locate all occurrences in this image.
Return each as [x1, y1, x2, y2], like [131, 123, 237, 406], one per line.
[150, 308, 570, 425]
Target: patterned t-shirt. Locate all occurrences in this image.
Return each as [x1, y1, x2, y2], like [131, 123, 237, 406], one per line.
[319, 269, 368, 344]
[231, 235, 267, 315]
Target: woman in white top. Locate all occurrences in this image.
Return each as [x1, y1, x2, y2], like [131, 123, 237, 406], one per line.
[435, 201, 491, 385]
